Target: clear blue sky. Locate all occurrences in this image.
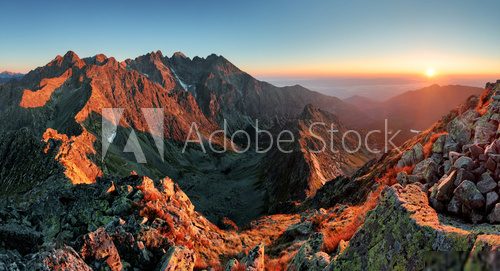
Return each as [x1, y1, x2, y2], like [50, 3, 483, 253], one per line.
[1, 0, 500, 77]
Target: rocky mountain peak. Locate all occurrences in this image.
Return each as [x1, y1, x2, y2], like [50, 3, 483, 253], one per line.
[172, 51, 188, 59]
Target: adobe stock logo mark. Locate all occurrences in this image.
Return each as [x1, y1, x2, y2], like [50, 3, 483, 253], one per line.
[101, 108, 165, 163]
[101, 108, 404, 164]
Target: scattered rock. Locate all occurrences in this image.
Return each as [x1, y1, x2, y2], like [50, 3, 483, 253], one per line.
[80, 227, 122, 271]
[453, 156, 474, 170]
[476, 173, 497, 194]
[447, 196, 461, 215]
[397, 143, 424, 167]
[474, 118, 496, 144]
[486, 192, 499, 211]
[25, 246, 92, 271]
[412, 158, 439, 183]
[156, 246, 195, 271]
[488, 204, 500, 223]
[434, 170, 456, 201]
[469, 144, 485, 159]
[453, 180, 485, 210]
[432, 134, 447, 154]
[454, 168, 476, 186]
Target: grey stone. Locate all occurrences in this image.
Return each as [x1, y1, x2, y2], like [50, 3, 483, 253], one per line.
[447, 196, 461, 215]
[487, 203, 500, 223]
[453, 156, 474, 170]
[485, 191, 499, 211]
[432, 134, 447, 154]
[454, 168, 476, 186]
[474, 118, 497, 144]
[412, 158, 439, 184]
[453, 180, 485, 209]
[476, 173, 497, 194]
[434, 170, 457, 201]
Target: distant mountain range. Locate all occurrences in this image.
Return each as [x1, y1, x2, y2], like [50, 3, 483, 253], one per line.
[0, 71, 24, 83]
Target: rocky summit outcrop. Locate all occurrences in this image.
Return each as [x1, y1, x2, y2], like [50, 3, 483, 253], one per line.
[329, 184, 499, 271]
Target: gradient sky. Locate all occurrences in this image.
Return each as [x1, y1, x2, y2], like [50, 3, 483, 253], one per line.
[1, 0, 500, 77]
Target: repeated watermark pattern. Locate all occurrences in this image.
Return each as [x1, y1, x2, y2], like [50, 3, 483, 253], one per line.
[102, 108, 413, 163]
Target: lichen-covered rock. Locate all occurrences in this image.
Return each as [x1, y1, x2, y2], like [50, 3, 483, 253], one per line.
[463, 235, 500, 271]
[397, 143, 424, 168]
[447, 110, 477, 146]
[287, 233, 329, 271]
[432, 134, 447, 154]
[328, 185, 476, 271]
[412, 158, 439, 183]
[453, 180, 485, 210]
[156, 246, 195, 271]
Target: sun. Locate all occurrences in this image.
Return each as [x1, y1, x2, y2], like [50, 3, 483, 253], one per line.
[425, 67, 436, 78]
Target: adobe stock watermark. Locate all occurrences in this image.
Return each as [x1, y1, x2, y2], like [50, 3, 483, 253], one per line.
[101, 108, 403, 164]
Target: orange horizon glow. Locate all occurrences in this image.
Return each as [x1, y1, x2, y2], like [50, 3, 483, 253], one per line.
[3, 51, 500, 80]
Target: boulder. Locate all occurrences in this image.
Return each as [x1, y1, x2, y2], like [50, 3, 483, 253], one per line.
[80, 227, 122, 271]
[329, 185, 476, 271]
[469, 144, 485, 159]
[474, 118, 496, 144]
[486, 192, 499, 211]
[453, 180, 485, 210]
[487, 204, 500, 223]
[432, 134, 447, 154]
[447, 196, 461, 215]
[412, 158, 439, 184]
[453, 156, 474, 170]
[485, 157, 497, 172]
[434, 170, 457, 201]
[464, 235, 500, 271]
[443, 138, 460, 158]
[287, 233, 329, 271]
[454, 168, 476, 186]
[448, 151, 463, 164]
[447, 111, 477, 146]
[397, 143, 424, 167]
[476, 173, 497, 194]
[156, 246, 195, 271]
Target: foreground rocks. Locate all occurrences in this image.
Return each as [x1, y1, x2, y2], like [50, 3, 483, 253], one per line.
[330, 185, 500, 270]
[394, 81, 500, 224]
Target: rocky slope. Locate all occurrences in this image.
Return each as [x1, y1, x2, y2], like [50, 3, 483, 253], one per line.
[0, 51, 375, 224]
[262, 104, 373, 212]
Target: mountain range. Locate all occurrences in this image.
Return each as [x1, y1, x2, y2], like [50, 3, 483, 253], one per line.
[0, 51, 498, 270]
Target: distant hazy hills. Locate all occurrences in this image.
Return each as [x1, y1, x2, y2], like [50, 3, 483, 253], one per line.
[0, 71, 24, 83]
[344, 84, 484, 144]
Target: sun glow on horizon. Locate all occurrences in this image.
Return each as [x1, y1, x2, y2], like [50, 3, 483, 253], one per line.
[425, 68, 436, 78]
